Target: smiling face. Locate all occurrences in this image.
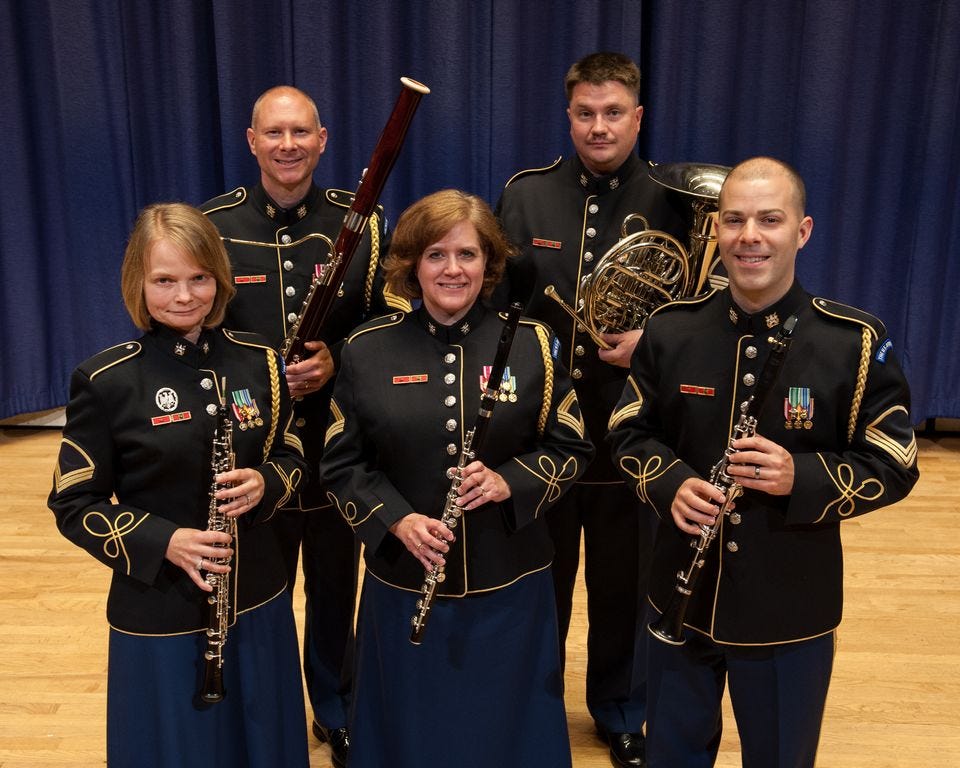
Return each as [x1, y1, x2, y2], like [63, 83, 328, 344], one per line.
[143, 238, 217, 343]
[717, 165, 813, 313]
[246, 87, 327, 208]
[416, 219, 487, 325]
[567, 80, 642, 176]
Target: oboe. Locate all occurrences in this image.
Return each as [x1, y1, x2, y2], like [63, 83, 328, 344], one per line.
[198, 384, 237, 704]
[649, 315, 797, 645]
[281, 76, 430, 364]
[409, 303, 523, 645]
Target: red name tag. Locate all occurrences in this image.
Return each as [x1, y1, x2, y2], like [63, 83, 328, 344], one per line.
[235, 275, 267, 284]
[151, 411, 192, 426]
[680, 384, 715, 397]
[532, 237, 562, 249]
[392, 374, 428, 385]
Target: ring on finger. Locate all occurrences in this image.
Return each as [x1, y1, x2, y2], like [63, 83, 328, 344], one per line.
[754, 465, 761, 480]
[197, 557, 203, 570]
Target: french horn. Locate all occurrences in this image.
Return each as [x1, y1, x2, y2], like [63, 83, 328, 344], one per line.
[544, 161, 730, 346]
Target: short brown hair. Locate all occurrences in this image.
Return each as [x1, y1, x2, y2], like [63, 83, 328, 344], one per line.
[121, 203, 235, 331]
[383, 190, 513, 301]
[564, 52, 641, 102]
[720, 156, 807, 215]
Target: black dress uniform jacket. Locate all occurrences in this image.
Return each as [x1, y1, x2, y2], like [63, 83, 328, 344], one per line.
[607, 281, 919, 644]
[201, 183, 405, 506]
[320, 302, 596, 594]
[495, 153, 689, 480]
[49, 324, 307, 635]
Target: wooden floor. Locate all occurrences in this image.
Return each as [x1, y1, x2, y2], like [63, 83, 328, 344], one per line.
[1, 427, 958, 767]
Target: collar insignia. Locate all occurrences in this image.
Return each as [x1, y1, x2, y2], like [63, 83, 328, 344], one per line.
[266, 203, 276, 219]
[174, 342, 186, 356]
[765, 312, 780, 329]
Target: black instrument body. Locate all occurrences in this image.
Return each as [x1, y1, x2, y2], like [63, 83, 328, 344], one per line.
[281, 77, 430, 364]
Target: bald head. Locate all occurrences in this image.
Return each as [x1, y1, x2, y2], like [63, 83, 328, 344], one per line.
[720, 157, 806, 217]
[250, 86, 321, 131]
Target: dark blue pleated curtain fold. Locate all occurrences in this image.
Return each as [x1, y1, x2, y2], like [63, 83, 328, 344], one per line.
[1, 0, 957, 420]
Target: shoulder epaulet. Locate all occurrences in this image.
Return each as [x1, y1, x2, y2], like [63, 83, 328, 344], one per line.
[221, 328, 275, 352]
[504, 157, 564, 188]
[647, 289, 718, 321]
[811, 297, 885, 341]
[346, 311, 406, 343]
[81, 341, 143, 381]
[324, 188, 384, 216]
[199, 187, 248, 215]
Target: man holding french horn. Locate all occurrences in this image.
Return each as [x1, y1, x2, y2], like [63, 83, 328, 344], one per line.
[607, 156, 919, 766]
[495, 52, 690, 767]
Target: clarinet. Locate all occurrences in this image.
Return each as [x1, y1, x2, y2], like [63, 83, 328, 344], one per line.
[649, 315, 798, 645]
[281, 77, 430, 364]
[409, 303, 524, 645]
[198, 385, 237, 704]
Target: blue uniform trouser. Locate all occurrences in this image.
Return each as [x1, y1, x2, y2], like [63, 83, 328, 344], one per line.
[275, 500, 361, 730]
[646, 628, 835, 767]
[548, 482, 654, 733]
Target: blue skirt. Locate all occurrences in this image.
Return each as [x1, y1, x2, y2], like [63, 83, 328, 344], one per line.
[349, 568, 571, 768]
[107, 591, 308, 768]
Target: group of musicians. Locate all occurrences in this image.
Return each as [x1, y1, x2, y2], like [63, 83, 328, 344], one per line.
[49, 51, 918, 768]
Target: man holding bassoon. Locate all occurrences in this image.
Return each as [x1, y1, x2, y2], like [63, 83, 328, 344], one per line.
[200, 84, 411, 768]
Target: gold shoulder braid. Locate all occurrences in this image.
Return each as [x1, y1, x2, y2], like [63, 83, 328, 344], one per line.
[363, 212, 380, 314]
[534, 324, 554, 437]
[848, 326, 871, 444]
[263, 349, 280, 461]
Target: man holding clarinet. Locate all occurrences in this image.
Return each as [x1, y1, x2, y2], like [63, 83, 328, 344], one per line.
[608, 156, 918, 767]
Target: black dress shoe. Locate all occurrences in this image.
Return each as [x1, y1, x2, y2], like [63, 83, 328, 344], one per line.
[603, 730, 646, 768]
[312, 721, 350, 768]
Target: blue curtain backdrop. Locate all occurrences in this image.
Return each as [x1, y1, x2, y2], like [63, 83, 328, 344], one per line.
[1, 0, 957, 423]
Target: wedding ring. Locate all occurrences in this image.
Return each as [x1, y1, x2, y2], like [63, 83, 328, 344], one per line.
[416, 543, 423, 551]
[754, 466, 761, 479]
[245, 494, 250, 505]
[197, 557, 204, 570]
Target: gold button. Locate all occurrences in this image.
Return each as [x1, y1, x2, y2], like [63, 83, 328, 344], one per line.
[444, 373, 456, 385]
[745, 346, 757, 359]
[445, 419, 457, 432]
[444, 395, 457, 407]
[281, 234, 292, 244]
[726, 541, 739, 553]
[572, 368, 583, 380]
[743, 373, 756, 387]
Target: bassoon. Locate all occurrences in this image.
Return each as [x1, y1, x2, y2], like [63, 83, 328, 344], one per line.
[648, 315, 798, 645]
[280, 77, 430, 364]
[410, 303, 524, 645]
